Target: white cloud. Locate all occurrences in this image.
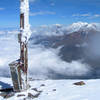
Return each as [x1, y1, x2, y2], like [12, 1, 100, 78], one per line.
[50, 3, 55, 6]
[0, 8, 5, 10]
[93, 14, 100, 18]
[61, 16, 67, 18]
[72, 13, 100, 18]
[72, 14, 90, 17]
[0, 29, 91, 79]
[28, 46, 90, 79]
[29, 0, 36, 2]
[30, 11, 56, 16]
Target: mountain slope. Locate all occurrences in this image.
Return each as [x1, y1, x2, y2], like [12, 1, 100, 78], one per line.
[29, 22, 100, 79]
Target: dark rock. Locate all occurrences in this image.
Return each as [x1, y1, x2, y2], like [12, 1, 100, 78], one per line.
[40, 84, 45, 87]
[31, 88, 38, 92]
[52, 89, 56, 91]
[0, 88, 13, 92]
[0, 92, 15, 99]
[73, 81, 86, 86]
[31, 88, 42, 93]
[28, 93, 35, 99]
[17, 94, 25, 97]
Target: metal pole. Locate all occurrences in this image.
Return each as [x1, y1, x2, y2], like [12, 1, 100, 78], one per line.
[19, 0, 28, 90]
[9, 0, 31, 92]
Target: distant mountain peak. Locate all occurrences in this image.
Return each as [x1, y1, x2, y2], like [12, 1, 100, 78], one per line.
[67, 22, 100, 33]
[30, 22, 100, 37]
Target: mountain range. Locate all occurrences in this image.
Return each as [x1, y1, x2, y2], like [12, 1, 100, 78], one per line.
[30, 22, 100, 78]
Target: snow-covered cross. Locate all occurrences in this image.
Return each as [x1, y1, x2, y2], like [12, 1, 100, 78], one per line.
[9, 0, 31, 92]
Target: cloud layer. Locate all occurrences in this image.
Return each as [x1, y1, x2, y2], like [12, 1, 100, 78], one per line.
[0, 26, 92, 79]
[29, 0, 36, 3]
[30, 11, 56, 16]
[0, 8, 5, 10]
[72, 13, 100, 18]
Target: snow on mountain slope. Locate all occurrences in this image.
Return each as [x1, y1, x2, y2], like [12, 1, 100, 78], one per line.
[0, 77, 100, 100]
[67, 22, 89, 33]
[31, 22, 100, 37]
[66, 22, 99, 33]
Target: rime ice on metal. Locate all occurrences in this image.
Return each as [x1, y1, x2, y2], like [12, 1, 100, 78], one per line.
[20, 0, 31, 43]
[9, 0, 31, 92]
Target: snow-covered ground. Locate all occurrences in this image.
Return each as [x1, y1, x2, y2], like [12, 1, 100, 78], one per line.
[0, 77, 100, 100]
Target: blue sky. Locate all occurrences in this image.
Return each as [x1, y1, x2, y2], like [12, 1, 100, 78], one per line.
[0, 0, 100, 28]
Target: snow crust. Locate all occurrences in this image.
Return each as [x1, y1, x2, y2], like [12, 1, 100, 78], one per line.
[0, 77, 100, 100]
